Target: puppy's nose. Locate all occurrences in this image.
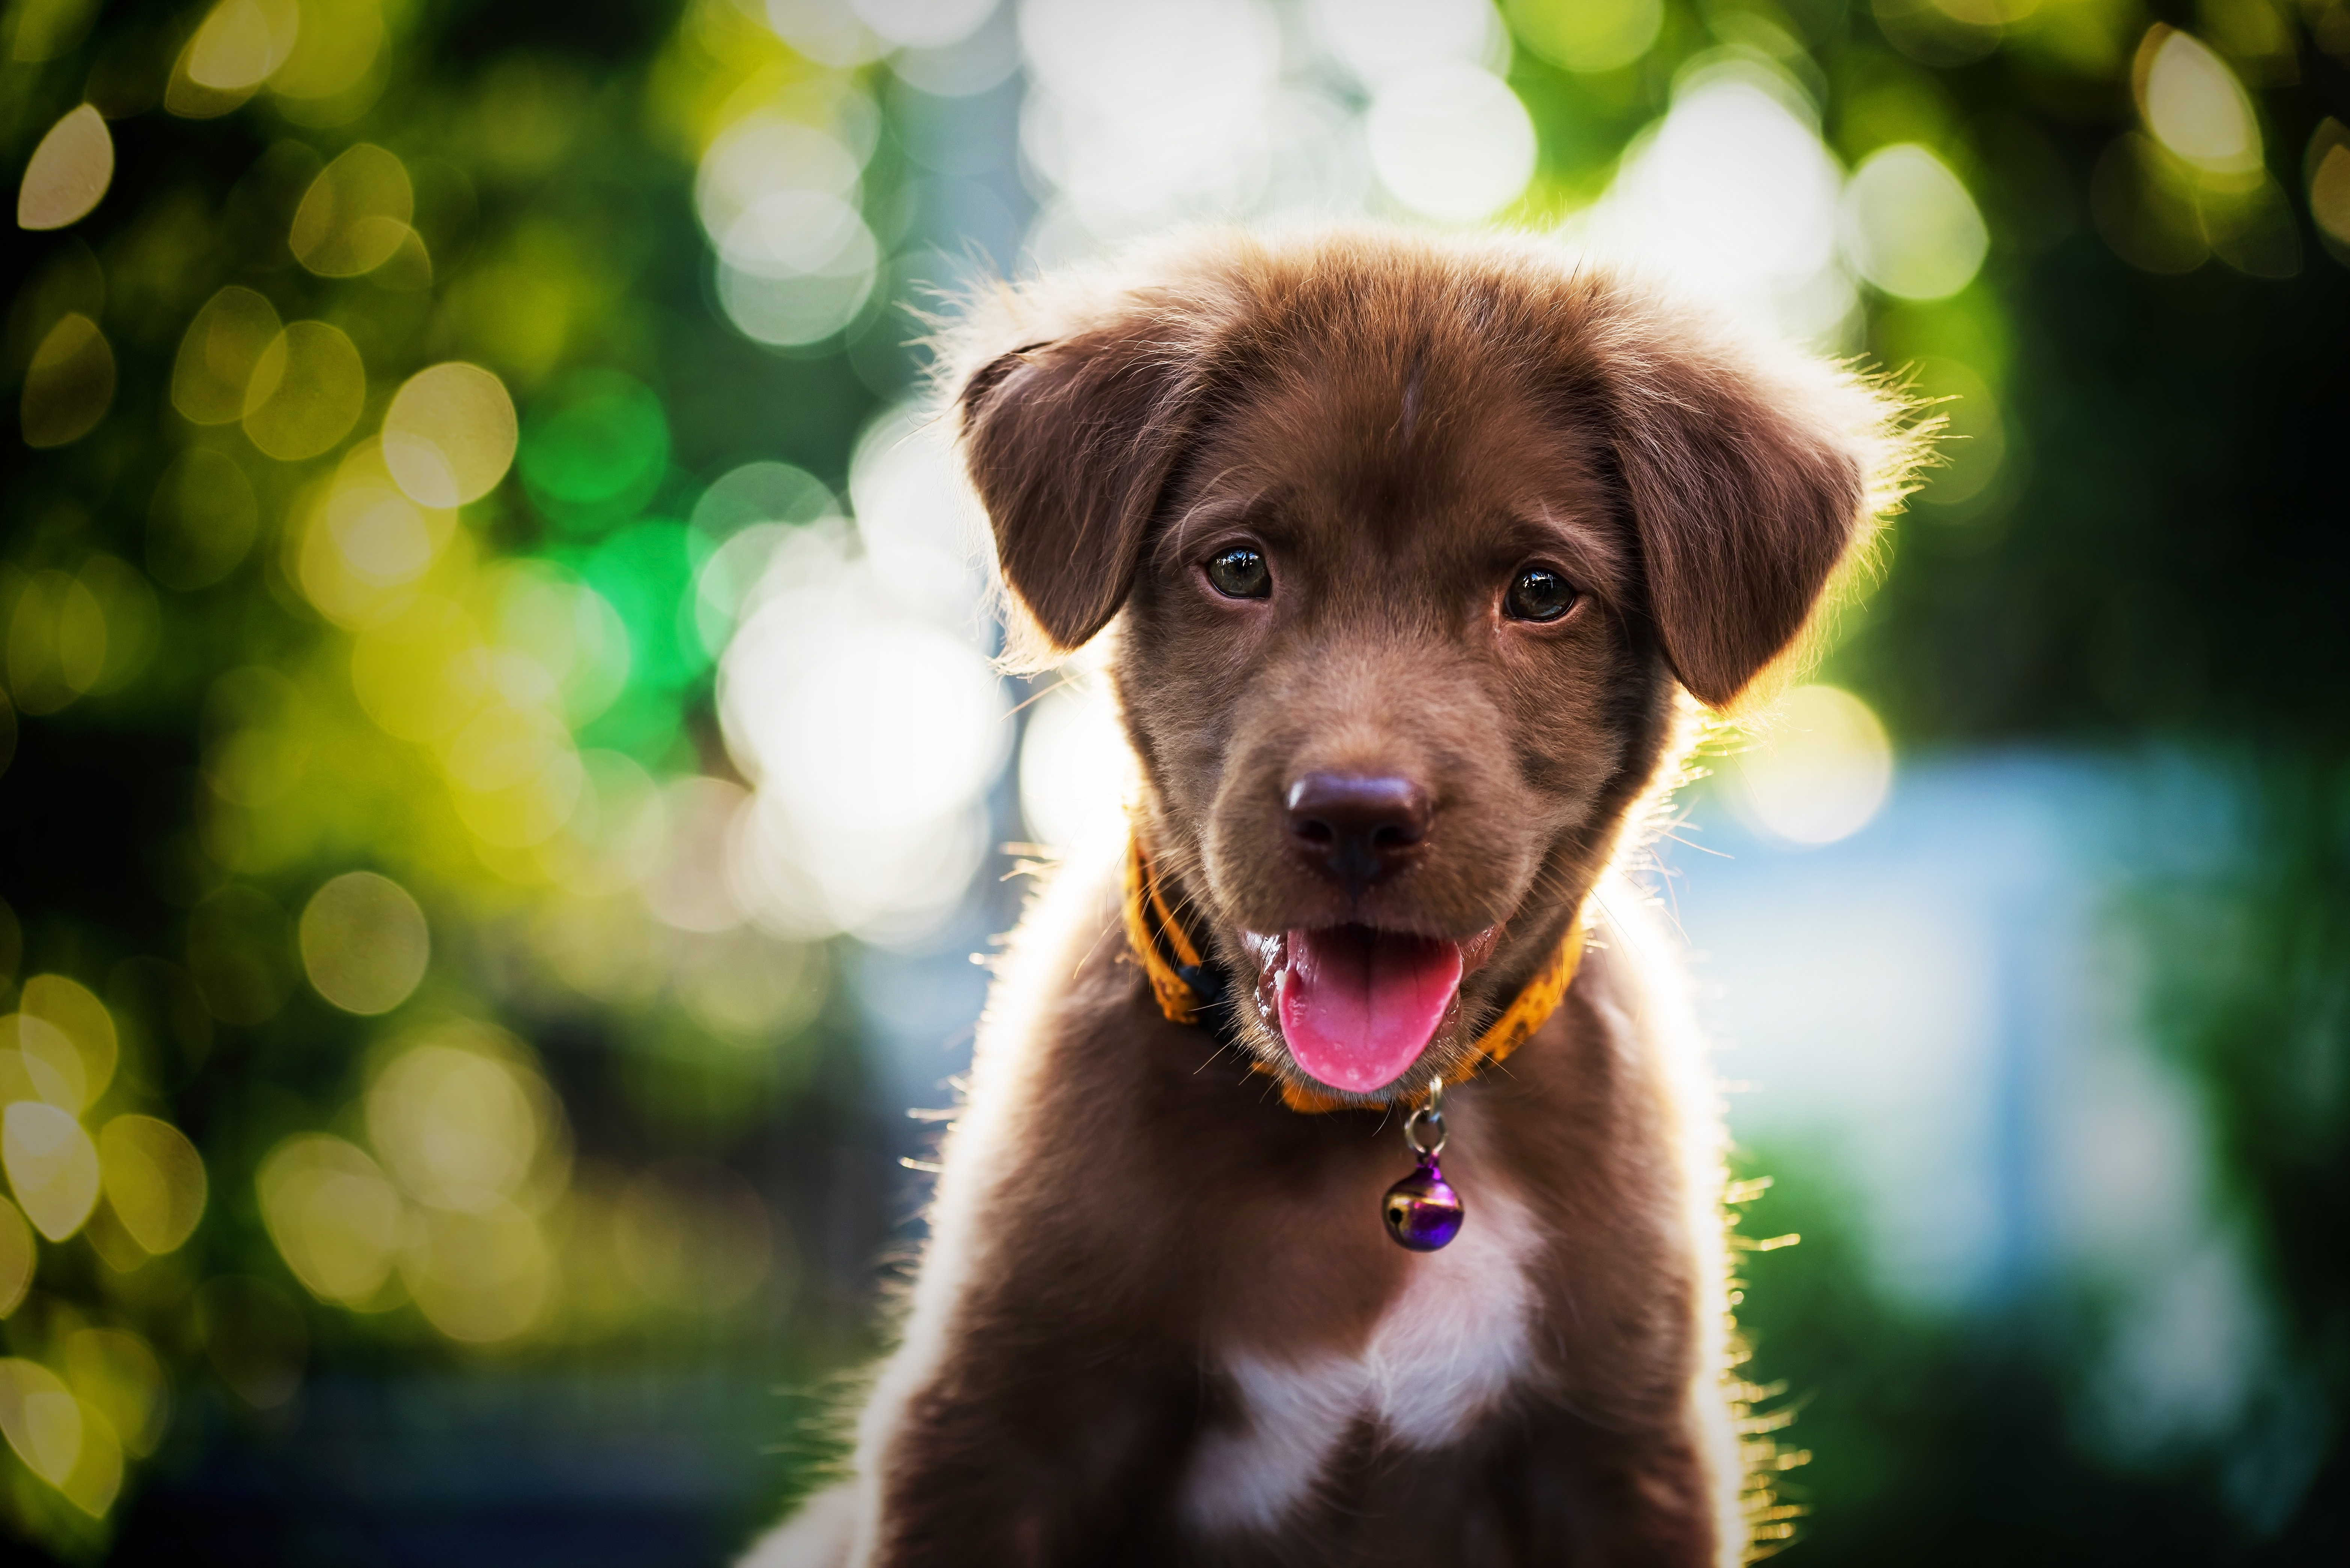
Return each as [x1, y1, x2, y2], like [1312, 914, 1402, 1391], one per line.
[1285, 772, 1430, 888]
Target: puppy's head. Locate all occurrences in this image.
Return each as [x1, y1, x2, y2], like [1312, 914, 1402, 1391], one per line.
[953, 229, 1912, 1105]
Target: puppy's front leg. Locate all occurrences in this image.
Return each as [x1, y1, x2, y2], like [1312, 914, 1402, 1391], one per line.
[854, 894, 1211, 1566]
[1495, 1403, 1731, 1566]
[869, 1330, 1195, 1567]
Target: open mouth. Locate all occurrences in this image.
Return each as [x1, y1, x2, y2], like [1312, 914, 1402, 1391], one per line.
[1247, 925, 1492, 1094]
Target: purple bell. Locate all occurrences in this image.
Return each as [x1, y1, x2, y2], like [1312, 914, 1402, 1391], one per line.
[1382, 1157, 1464, 1251]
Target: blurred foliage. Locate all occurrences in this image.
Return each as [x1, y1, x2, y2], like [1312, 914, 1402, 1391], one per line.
[1735, 1144, 2261, 1563]
[0, 0, 2345, 1562]
[1, 0, 911, 1557]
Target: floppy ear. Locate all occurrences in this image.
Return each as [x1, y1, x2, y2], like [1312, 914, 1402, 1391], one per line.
[1600, 322, 1907, 708]
[954, 312, 1204, 660]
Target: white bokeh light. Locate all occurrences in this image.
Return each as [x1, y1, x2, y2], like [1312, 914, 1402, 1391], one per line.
[1017, 675, 1131, 853]
[1017, 0, 1285, 249]
[851, 0, 997, 50]
[1306, 0, 1506, 85]
[695, 115, 864, 242]
[1013, 0, 1541, 260]
[1573, 63, 1853, 343]
[716, 216, 880, 347]
[1840, 144, 1989, 301]
[765, 0, 886, 66]
[2142, 29, 2263, 176]
[1727, 684, 1894, 847]
[849, 403, 993, 642]
[1365, 62, 1537, 223]
[889, 0, 1022, 98]
[741, 614, 1004, 834]
[690, 462, 844, 656]
[1307, 0, 1528, 227]
[716, 522, 1011, 942]
[734, 788, 990, 944]
[717, 189, 867, 278]
[697, 107, 881, 348]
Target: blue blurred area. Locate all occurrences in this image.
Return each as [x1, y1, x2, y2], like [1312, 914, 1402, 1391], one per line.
[1671, 749, 2332, 1545]
[1679, 752, 2236, 1301]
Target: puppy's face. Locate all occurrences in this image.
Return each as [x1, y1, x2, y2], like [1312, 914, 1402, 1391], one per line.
[957, 232, 1897, 1103]
[1114, 352, 1671, 1096]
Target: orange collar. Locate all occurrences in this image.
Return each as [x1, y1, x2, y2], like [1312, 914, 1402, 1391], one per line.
[1123, 835, 1585, 1113]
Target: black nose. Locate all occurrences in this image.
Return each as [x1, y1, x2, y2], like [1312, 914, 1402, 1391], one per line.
[1285, 772, 1430, 889]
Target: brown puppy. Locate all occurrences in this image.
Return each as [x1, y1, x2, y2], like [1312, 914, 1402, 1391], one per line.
[747, 227, 1914, 1568]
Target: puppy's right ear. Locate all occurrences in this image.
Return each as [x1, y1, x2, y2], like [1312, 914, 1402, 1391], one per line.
[1597, 307, 1915, 709]
[955, 316, 1201, 661]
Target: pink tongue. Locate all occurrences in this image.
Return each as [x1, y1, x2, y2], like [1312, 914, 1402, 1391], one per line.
[1277, 926, 1464, 1094]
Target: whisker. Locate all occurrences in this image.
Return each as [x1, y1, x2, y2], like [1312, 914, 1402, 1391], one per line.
[1657, 827, 1731, 859]
[1003, 673, 1085, 720]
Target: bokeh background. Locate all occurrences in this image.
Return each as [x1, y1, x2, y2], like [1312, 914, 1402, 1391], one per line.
[1, 0, 2344, 1561]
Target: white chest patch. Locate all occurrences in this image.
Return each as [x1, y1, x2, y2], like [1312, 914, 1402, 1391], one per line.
[1181, 1181, 1543, 1535]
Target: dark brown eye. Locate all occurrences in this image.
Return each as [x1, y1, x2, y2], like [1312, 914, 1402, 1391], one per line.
[1206, 546, 1271, 600]
[1505, 567, 1576, 623]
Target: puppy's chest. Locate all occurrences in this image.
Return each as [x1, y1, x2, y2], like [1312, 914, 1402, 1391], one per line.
[1180, 1181, 1545, 1536]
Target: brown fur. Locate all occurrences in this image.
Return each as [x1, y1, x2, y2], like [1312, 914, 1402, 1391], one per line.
[744, 227, 1916, 1568]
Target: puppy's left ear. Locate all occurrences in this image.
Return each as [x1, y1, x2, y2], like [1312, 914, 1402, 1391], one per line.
[953, 309, 1206, 664]
[1601, 313, 1913, 708]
